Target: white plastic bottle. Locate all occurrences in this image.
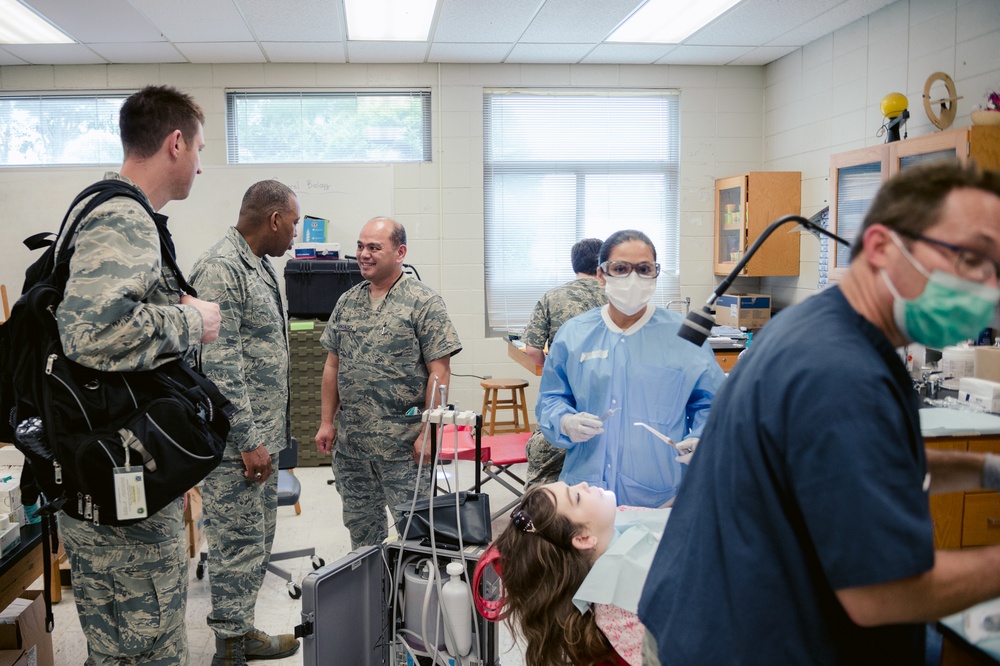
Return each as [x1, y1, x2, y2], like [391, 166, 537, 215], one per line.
[441, 561, 472, 657]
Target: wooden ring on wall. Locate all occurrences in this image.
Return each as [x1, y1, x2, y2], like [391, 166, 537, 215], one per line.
[923, 72, 959, 130]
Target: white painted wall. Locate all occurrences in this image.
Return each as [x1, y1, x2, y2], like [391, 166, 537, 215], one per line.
[0, 0, 996, 414]
[0, 61, 764, 412]
[761, 0, 1000, 307]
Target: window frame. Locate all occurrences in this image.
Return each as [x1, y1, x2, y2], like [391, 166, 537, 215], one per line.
[483, 88, 682, 336]
[0, 92, 129, 167]
[225, 89, 432, 165]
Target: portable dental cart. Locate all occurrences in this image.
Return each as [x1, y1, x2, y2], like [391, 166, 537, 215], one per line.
[297, 540, 500, 665]
[296, 411, 501, 665]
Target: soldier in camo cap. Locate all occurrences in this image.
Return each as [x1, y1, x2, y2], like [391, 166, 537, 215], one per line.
[190, 180, 301, 665]
[56, 86, 220, 665]
[315, 217, 462, 548]
[522, 238, 606, 487]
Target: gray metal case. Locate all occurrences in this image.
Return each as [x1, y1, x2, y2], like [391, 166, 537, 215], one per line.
[298, 540, 499, 666]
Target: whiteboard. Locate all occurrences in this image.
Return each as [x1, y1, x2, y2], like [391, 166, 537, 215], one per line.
[0, 163, 393, 304]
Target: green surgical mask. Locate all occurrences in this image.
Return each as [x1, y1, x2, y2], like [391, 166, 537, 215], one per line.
[881, 232, 1000, 348]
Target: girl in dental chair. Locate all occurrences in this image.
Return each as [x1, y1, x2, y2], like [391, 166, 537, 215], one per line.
[477, 481, 669, 666]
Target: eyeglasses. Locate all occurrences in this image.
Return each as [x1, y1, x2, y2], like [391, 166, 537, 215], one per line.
[896, 229, 1000, 282]
[510, 508, 537, 533]
[599, 260, 661, 279]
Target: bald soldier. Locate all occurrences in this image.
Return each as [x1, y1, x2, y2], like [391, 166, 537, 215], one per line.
[191, 180, 301, 665]
[315, 217, 462, 548]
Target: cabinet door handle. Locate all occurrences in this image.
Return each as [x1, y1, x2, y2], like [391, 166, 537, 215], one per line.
[987, 518, 1000, 528]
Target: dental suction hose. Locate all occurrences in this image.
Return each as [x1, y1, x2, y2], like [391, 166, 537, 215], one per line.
[677, 212, 850, 347]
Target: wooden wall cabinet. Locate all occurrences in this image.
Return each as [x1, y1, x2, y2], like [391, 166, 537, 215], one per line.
[714, 172, 801, 276]
[927, 436, 1000, 550]
[829, 126, 1000, 280]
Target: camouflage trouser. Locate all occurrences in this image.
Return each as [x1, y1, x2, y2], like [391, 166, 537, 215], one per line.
[202, 452, 279, 638]
[332, 449, 428, 549]
[59, 498, 189, 666]
[525, 429, 566, 488]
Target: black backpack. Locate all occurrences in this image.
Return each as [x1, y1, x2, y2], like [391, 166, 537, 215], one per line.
[0, 179, 234, 525]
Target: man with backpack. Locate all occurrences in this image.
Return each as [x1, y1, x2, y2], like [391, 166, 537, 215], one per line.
[55, 85, 220, 665]
[190, 180, 301, 665]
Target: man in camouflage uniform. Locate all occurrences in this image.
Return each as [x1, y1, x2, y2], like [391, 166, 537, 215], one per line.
[522, 238, 606, 487]
[315, 217, 462, 548]
[190, 180, 301, 665]
[56, 86, 220, 665]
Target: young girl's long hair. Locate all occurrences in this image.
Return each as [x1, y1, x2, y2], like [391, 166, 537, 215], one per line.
[492, 485, 614, 666]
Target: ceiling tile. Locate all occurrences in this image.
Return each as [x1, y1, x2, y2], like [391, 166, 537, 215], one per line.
[1, 44, 107, 65]
[0, 0, 919, 68]
[131, 0, 254, 42]
[506, 43, 593, 63]
[770, 1, 893, 47]
[88, 42, 187, 64]
[261, 42, 347, 63]
[433, 0, 542, 43]
[174, 42, 265, 64]
[23, 0, 164, 43]
[428, 43, 512, 63]
[687, 0, 844, 47]
[656, 45, 755, 66]
[347, 41, 429, 63]
[0, 48, 28, 66]
[236, 0, 345, 42]
[729, 45, 799, 65]
[581, 43, 674, 64]
[520, 0, 643, 43]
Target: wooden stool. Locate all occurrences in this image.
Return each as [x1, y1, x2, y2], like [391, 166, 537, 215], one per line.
[480, 378, 531, 436]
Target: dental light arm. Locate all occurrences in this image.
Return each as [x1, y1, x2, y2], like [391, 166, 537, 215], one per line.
[678, 210, 851, 347]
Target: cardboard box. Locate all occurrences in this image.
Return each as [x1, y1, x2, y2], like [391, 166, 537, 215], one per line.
[184, 487, 204, 559]
[0, 482, 19, 514]
[714, 293, 772, 330]
[959, 377, 1000, 414]
[0, 592, 54, 666]
[302, 216, 327, 243]
[0, 523, 19, 557]
[975, 346, 1000, 383]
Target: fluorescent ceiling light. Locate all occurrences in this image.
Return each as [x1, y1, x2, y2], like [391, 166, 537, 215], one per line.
[0, 0, 74, 44]
[608, 0, 742, 44]
[345, 0, 438, 41]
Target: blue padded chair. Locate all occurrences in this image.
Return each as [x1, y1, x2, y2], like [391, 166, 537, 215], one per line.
[267, 437, 324, 598]
[195, 437, 325, 599]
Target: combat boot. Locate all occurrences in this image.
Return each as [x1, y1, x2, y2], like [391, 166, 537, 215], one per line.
[243, 628, 300, 660]
[211, 635, 247, 666]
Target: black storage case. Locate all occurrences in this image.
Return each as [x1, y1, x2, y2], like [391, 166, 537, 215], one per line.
[284, 259, 364, 320]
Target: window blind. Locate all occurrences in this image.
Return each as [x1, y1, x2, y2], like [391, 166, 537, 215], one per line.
[483, 89, 681, 335]
[0, 94, 126, 166]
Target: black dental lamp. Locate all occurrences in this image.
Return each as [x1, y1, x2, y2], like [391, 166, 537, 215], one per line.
[677, 210, 852, 347]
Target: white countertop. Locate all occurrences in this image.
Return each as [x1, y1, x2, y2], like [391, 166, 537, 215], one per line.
[920, 407, 1000, 438]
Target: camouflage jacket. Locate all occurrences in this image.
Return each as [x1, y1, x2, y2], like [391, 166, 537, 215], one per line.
[522, 277, 607, 350]
[56, 172, 203, 372]
[190, 227, 291, 456]
[321, 274, 462, 459]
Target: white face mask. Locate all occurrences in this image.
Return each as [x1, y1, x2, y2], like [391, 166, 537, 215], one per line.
[604, 272, 656, 316]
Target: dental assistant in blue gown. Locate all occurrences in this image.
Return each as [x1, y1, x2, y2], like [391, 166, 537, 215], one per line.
[536, 230, 726, 508]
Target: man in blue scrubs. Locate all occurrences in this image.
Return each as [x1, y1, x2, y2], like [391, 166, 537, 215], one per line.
[639, 161, 1000, 664]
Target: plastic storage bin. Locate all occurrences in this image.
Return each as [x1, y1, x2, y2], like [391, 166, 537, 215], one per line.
[284, 259, 364, 320]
